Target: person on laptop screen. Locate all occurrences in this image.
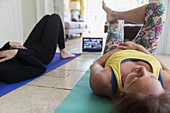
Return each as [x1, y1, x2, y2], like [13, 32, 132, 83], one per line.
[83, 38, 103, 52]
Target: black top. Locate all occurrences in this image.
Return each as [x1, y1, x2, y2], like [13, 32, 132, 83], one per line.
[0, 42, 46, 84]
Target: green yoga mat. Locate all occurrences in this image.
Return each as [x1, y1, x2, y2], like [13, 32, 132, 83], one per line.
[55, 55, 113, 113]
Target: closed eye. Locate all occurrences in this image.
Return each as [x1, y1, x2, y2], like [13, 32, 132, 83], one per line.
[128, 75, 158, 87]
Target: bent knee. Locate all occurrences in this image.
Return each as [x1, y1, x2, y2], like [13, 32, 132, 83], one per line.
[51, 13, 61, 20]
[146, 1, 166, 16]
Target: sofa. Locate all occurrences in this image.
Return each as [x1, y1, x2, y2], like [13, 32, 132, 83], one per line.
[124, 24, 143, 41]
[64, 12, 88, 40]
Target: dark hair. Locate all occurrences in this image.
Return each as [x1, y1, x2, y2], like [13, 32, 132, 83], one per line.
[111, 91, 170, 113]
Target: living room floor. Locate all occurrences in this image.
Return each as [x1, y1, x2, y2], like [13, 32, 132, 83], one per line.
[0, 35, 100, 113]
[0, 35, 170, 113]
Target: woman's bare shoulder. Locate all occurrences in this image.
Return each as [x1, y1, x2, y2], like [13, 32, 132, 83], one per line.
[90, 66, 113, 98]
[90, 66, 112, 86]
[161, 69, 170, 90]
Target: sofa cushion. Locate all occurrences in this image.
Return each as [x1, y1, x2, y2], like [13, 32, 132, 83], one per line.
[65, 22, 80, 29]
[65, 22, 88, 29]
[79, 22, 87, 28]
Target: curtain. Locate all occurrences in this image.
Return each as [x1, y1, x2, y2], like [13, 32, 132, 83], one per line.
[157, 0, 170, 55]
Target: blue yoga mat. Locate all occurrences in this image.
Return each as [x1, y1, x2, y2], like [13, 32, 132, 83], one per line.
[0, 53, 81, 97]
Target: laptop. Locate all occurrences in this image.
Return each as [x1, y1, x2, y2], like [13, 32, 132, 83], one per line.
[82, 37, 103, 52]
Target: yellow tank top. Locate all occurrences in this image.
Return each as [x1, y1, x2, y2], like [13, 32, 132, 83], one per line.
[105, 50, 162, 93]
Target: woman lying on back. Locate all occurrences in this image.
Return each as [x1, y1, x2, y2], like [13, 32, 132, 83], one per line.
[90, 1, 170, 113]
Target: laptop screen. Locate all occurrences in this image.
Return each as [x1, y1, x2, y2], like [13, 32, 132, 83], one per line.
[82, 37, 103, 52]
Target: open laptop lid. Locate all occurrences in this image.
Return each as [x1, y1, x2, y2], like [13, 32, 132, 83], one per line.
[82, 37, 103, 52]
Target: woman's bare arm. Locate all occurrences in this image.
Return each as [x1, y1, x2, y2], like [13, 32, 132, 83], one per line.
[90, 48, 122, 98]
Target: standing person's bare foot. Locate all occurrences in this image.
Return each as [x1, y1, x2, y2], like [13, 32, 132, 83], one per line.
[102, 0, 118, 23]
[60, 48, 76, 59]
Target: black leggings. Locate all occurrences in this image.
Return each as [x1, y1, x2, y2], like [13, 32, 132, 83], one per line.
[24, 14, 65, 64]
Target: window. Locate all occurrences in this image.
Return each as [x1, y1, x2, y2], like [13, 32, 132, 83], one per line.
[85, 0, 149, 36]
[157, 0, 170, 54]
[114, 0, 149, 10]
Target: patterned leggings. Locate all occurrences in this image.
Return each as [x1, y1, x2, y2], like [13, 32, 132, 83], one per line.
[103, 2, 166, 55]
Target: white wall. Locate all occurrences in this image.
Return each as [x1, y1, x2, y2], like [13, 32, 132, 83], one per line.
[44, 0, 54, 15]
[21, 0, 64, 41]
[162, 0, 170, 55]
[0, 0, 65, 47]
[36, 0, 64, 25]
[54, 0, 64, 24]
[149, 0, 160, 2]
[157, 0, 170, 55]
[36, 0, 45, 22]
[85, 0, 105, 36]
[0, 0, 23, 46]
[64, 0, 70, 12]
[164, 1, 170, 55]
[21, 0, 37, 41]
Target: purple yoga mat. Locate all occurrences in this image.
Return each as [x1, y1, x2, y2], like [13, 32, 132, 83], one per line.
[0, 53, 80, 97]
